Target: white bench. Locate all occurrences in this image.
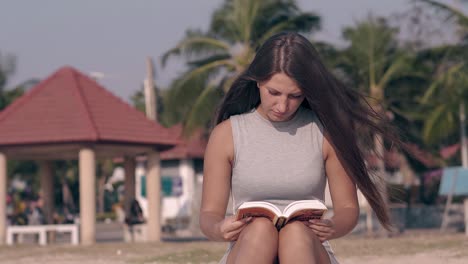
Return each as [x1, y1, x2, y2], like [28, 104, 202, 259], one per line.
[6, 224, 79, 246]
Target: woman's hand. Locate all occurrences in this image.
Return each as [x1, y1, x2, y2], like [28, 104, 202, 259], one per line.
[216, 215, 252, 241]
[307, 218, 336, 242]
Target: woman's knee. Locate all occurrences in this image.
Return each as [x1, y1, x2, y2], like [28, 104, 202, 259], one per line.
[278, 221, 330, 263]
[279, 221, 321, 245]
[238, 217, 278, 243]
[227, 218, 279, 264]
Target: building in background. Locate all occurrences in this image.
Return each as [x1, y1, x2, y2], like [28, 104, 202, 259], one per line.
[132, 125, 206, 232]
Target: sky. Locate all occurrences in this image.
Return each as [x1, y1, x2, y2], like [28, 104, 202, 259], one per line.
[0, 0, 460, 103]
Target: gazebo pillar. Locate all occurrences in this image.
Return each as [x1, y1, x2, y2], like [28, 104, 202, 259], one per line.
[39, 161, 55, 225]
[179, 159, 195, 215]
[146, 151, 161, 241]
[0, 152, 7, 245]
[79, 147, 96, 245]
[124, 157, 136, 216]
[39, 161, 55, 243]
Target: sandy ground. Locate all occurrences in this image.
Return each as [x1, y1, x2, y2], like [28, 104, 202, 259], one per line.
[0, 231, 467, 263]
[332, 232, 468, 264]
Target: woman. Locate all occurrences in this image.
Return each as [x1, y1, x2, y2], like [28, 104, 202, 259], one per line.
[200, 32, 396, 264]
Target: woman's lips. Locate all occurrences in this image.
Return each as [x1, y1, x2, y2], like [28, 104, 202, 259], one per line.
[272, 111, 286, 118]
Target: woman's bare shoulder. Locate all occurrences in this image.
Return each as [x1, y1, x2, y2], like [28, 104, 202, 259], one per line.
[209, 119, 232, 140]
[206, 119, 234, 162]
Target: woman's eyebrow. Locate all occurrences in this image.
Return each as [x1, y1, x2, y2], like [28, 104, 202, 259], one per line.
[266, 87, 302, 95]
[266, 86, 278, 91]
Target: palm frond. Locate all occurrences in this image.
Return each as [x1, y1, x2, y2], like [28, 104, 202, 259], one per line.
[161, 36, 230, 67]
[340, 16, 401, 90]
[211, 0, 262, 43]
[220, 75, 237, 93]
[417, 0, 468, 27]
[423, 104, 456, 144]
[236, 0, 261, 43]
[378, 55, 412, 88]
[210, 0, 238, 42]
[257, 13, 321, 45]
[391, 106, 427, 121]
[163, 73, 210, 126]
[175, 59, 234, 91]
[163, 58, 233, 121]
[287, 12, 322, 32]
[168, 62, 230, 114]
[183, 84, 224, 136]
[421, 63, 464, 103]
[187, 54, 232, 68]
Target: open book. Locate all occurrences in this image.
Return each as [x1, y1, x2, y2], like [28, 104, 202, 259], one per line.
[235, 200, 327, 229]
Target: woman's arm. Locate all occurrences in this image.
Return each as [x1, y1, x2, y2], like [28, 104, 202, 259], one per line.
[308, 135, 359, 241]
[199, 120, 251, 241]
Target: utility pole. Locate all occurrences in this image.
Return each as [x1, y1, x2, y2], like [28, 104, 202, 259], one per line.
[142, 57, 162, 241]
[460, 100, 468, 237]
[460, 102, 468, 168]
[144, 57, 157, 121]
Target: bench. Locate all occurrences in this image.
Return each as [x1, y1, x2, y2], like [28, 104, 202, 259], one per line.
[6, 224, 79, 246]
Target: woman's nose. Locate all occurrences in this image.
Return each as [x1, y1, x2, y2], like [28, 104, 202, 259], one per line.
[277, 99, 288, 113]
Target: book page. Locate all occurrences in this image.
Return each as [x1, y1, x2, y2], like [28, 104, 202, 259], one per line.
[236, 201, 282, 224]
[286, 209, 325, 222]
[236, 207, 279, 223]
[283, 200, 327, 221]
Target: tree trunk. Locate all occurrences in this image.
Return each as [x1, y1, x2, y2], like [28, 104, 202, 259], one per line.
[367, 85, 388, 234]
[366, 133, 388, 235]
[144, 57, 157, 121]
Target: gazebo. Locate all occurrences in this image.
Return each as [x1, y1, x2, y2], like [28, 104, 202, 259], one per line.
[0, 66, 179, 245]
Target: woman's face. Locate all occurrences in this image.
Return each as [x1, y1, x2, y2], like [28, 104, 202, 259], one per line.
[257, 72, 305, 122]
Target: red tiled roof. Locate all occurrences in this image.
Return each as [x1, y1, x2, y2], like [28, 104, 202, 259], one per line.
[0, 66, 178, 149]
[161, 124, 207, 160]
[440, 143, 460, 159]
[366, 143, 441, 169]
[404, 143, 440, 168]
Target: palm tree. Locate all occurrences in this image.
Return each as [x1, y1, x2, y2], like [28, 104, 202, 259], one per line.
[0, 52, 16, 110]
[417, 0, 468, 166]
[337, 16, 415, 174]
[420, 61, 468, 165]
[162, 0, 321, 133]
[335, 16, 418, 234]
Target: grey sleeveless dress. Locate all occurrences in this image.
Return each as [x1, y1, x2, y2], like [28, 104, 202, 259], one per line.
[218, 107, 339, 263]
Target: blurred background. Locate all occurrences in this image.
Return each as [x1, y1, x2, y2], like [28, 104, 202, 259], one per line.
[0, 0, 467, 246]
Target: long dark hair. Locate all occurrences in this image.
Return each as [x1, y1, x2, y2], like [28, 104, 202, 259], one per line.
[215, 32, 399, 229]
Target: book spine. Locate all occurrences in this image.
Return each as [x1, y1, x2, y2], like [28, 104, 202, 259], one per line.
[275, 217, 286, 230]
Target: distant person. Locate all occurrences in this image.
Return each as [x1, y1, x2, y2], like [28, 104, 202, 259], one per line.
[27, 199, 45, 225]
[200, 32, 399, 263]
[13, 200, 28, 225]
[125, 199, 145, 226]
